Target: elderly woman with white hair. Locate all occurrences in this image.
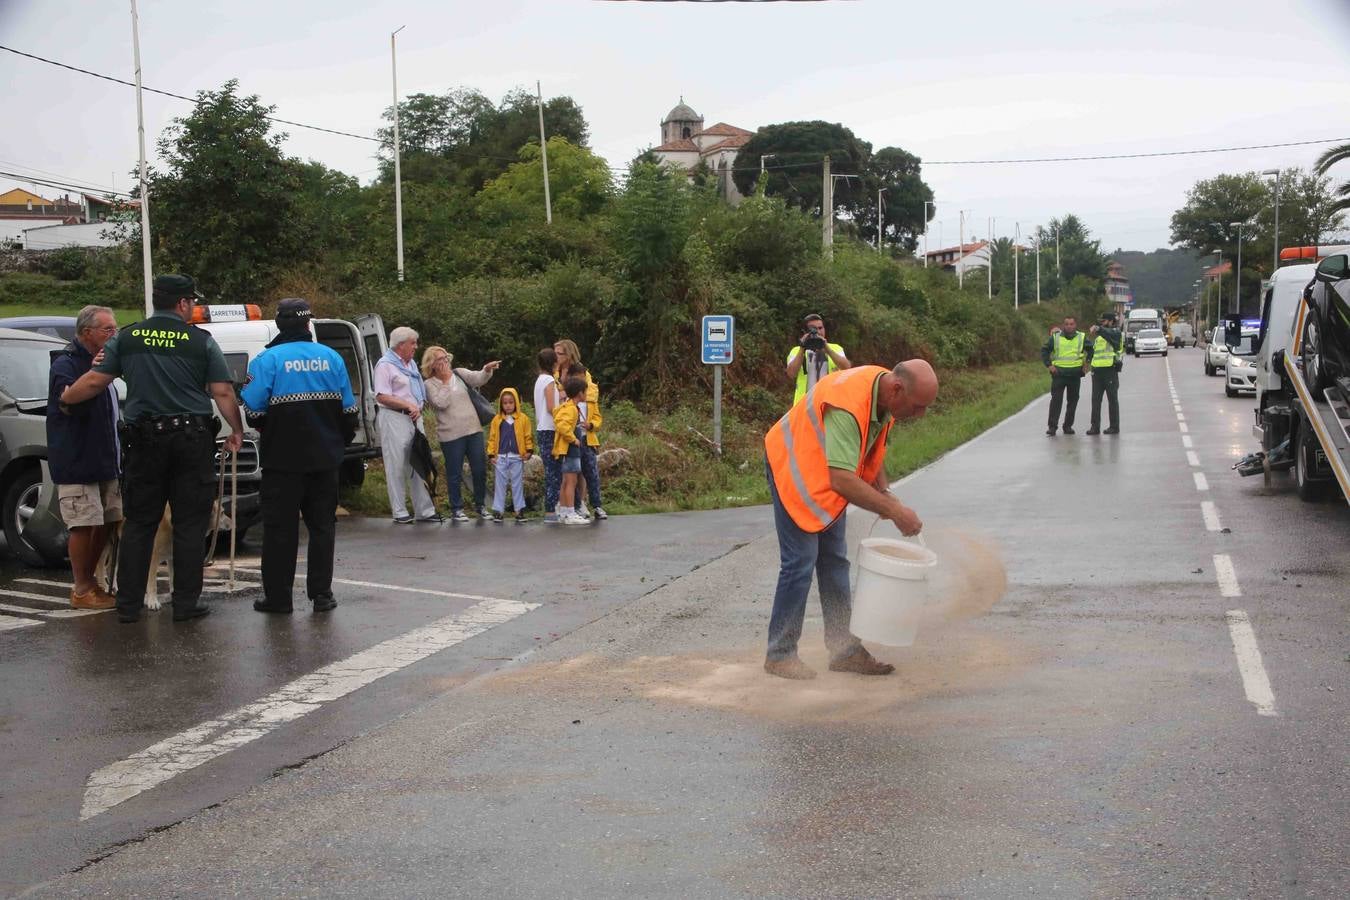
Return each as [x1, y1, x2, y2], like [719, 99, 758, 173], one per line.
[374, 326, 440, 524]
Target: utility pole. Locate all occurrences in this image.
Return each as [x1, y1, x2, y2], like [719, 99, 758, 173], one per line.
[958, 210, 966, 288]
[390, 26, 406, 283]
[923, 200, 935, 267]
[986, 216, 994, 300]
[1014, 222, 1021, 310]
[1262, 168, 1280, 274]
[1035, 229, 1042, 304]
[1055, 224, 1061, 277]
[822, 155, 832, 259]
[1231, 221, 1246, 315]
[129, 0, 153, 315]
[537, 81, 552, 225]
[876, 188, 887, 253]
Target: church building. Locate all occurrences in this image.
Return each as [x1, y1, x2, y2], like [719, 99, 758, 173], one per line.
[651, 99, 754, 204]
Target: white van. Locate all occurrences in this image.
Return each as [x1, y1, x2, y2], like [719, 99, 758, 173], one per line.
[1125, 307, 1164, 352]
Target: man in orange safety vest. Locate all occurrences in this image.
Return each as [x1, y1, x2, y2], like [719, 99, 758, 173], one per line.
[762, 359, 938, 680]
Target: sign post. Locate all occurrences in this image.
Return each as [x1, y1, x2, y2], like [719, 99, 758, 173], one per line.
[701, 315, 735, 456]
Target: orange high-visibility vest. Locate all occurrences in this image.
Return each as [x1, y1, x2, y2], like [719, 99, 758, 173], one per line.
[764, 365, 893, 533]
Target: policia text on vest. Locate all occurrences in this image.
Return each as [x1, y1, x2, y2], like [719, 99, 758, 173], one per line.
[60, 274, 245, 624]
[1041, 323, 1086, 436]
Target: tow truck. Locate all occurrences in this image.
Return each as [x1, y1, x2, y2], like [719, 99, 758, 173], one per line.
[1229, 245, 1350, 503]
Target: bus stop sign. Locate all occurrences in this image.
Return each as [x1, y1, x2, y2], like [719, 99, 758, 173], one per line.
[701, 315, 734, 365]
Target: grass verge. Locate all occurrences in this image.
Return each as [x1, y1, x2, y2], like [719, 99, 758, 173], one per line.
[0, 303, 141, 326]
[340, 360, 1049, 518]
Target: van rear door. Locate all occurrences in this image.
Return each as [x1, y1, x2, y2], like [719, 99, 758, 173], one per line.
[314, 319, 378, 454]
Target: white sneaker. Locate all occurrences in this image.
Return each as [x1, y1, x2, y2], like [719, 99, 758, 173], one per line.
[561, 512, 590, 526]
[577, 501, 590, 519]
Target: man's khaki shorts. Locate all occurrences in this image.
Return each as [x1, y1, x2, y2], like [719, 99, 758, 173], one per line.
[57, 481, 124, 529]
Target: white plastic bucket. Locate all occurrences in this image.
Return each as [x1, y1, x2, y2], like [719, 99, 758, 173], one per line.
[850, 538, 938, 647]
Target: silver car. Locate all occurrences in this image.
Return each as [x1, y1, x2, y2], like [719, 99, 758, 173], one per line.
[1224, 332, 1258, 398]
[1133, 328, 1169, 357]
[0, 327, 71, 566]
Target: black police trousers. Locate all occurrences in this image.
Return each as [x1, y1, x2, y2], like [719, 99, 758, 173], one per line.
[1090, 368, 1120, 431]
[1047, 373, 1082, 429]
[260, 468, 339, 608]
[116, 427, 216, 615]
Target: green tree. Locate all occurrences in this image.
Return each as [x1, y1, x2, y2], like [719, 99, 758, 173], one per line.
[145, 80, 312, 302]
[1259, 168, 1346, 247]
[476, 137, 614, 223]
[731, 121, 871, 216]
[1169, 173, 1268, 262]
[857, 146, 934, 252]
[1314, 141, 1350, 215]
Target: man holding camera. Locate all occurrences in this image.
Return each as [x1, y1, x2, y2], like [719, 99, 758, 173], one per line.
[1085, 311, 1123, 435]
[786, 314, 851, 404]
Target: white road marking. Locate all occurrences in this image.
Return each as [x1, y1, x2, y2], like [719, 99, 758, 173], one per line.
[231, 567, 501, 604]
[0, 597, 107, 618]
[1201, 501, 1223, 531]
[1213, 554, 1241, 597]
[1186, 451, 1201, 467]
[1182, 435, 1193, 448]
[80, 595, 538, 820]
[1225, 610, 1278, 717]
[1177, 413, 1186, 421]
[0, 615, 43, 631]
[1194, 472, 1209, 491]
[1179, 422, 1189, 433]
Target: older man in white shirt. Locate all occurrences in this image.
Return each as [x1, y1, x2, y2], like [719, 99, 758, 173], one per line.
[374, 326, 440, 524]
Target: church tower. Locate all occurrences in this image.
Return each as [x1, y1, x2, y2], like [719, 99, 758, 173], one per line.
[661, 98, 704, 145]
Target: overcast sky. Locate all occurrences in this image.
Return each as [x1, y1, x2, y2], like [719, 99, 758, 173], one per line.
[4, 0, 1349, 253]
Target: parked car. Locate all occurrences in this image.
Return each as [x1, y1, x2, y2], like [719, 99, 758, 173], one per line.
[0, 327, 72, 565]
[1204, 337, 1229, 375]
[1133, 328, 1168, 357]
[0, 316, 79, 342]
[1171, 322, 1196, 347]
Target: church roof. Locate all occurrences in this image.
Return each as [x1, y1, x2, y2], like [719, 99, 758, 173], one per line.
[700, 135, 752, 153]
[694, 122, 753, 138]
[662, 101, 701, 124]
[654, 138, 700, 153]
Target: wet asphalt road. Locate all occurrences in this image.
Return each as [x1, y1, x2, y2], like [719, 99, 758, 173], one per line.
[0, 506, 769, 895]
[6, 346, 1349, 897]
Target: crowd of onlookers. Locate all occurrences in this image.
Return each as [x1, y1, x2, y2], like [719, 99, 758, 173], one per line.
[374, 328, 606, 526]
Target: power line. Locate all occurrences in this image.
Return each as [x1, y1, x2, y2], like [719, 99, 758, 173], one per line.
[925, 137, 1350, 165]
[0, 44, 382, 143]
[0, 169, 134, 198]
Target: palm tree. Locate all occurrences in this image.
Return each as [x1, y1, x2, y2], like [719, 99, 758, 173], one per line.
[1314, 143, 1350, 215]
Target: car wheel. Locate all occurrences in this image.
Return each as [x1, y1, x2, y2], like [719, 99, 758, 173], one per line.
[1302, 306, 1330, 394]
[1294, 423, 1327, 502]
[3, 468, 63, 567]
[1204, 362, 1214, 376]
[1225, 384, 1236, 397]
[1163, 351, 1169, 357]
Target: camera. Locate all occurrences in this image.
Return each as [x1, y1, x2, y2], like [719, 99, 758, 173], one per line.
[801, 325, 826, 352]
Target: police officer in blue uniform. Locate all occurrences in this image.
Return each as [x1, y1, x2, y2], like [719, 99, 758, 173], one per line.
[241, 298, 357, 614]
[61, 274, 245, 623]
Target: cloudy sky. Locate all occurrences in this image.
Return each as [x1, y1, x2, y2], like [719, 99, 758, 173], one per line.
[3, 0, 1349, 252]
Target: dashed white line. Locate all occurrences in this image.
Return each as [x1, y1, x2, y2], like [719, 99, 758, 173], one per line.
[0, 598, 107, 618]
[1177, 413, 1186, 421]
[1213, 554, 1241, 597]
[1194, 472, 1209, 491]
[1226, 610, 1278, 717]
[232, 567, 501, 604]
[1186, 451, 1201, 467]
[1179, 422, 1189, 433]
[80, 595, 539, 820]
[0, 616, 43, 632]
[1182, 435, 1194, 448]
[1201, 501, 1223, 531]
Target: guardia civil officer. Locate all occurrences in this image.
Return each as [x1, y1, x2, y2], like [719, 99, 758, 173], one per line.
[241, 298, 357, 614]
[62, 274, 244, 623]
[1041, 315, 1086, 435]
[1085, 311, 1123, 435]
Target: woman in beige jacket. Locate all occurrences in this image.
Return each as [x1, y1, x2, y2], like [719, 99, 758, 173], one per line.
[421, 346, 500, 522]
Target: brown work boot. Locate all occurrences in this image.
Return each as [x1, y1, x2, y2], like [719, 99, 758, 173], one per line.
[764, 657, 818, 680]
[828, 647, 895, 676]
[71, 587, 115, 610]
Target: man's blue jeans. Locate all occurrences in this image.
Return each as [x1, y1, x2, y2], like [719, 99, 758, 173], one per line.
[766, 464, 863, 663]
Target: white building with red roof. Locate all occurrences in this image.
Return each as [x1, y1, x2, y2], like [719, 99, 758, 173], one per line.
[652, 100, 754, 203]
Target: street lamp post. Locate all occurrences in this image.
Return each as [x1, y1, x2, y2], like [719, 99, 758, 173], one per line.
[128, 0, 154, 315]
[923, 200, 936, 267]
[1230, 221, 1247, 315]
[1035, 227, 1042, 304]
[1262, 168, 1280, 274]
[876, 187, 887, 253]
[390, 26, 406, 283]
[986, 216, 994, 300]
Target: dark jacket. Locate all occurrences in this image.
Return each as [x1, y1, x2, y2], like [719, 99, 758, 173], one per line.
[47, 340, 120, 484]
[239, 331, 358, 472]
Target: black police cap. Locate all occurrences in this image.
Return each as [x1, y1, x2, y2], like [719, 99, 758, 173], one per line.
[276, 297, 313, 330]
[151, 274, 203, 301]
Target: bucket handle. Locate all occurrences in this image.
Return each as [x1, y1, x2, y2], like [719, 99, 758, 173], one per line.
[865, 513, 926, 548]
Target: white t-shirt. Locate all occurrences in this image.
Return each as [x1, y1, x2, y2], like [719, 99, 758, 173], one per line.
[533, 373, 556, 431]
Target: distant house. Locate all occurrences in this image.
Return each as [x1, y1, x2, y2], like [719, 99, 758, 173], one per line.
[651, 99, 755, 204]
[1105, 260, 1132, 317]
[925, 241, 992, 278]
[0, 188, 84, 246]
[81, 192, 139, 223]
[22, 222, 124, 250]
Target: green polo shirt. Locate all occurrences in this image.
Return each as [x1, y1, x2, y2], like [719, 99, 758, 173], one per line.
[94, 311, 231, 420]
[824, 371, 891, 470]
